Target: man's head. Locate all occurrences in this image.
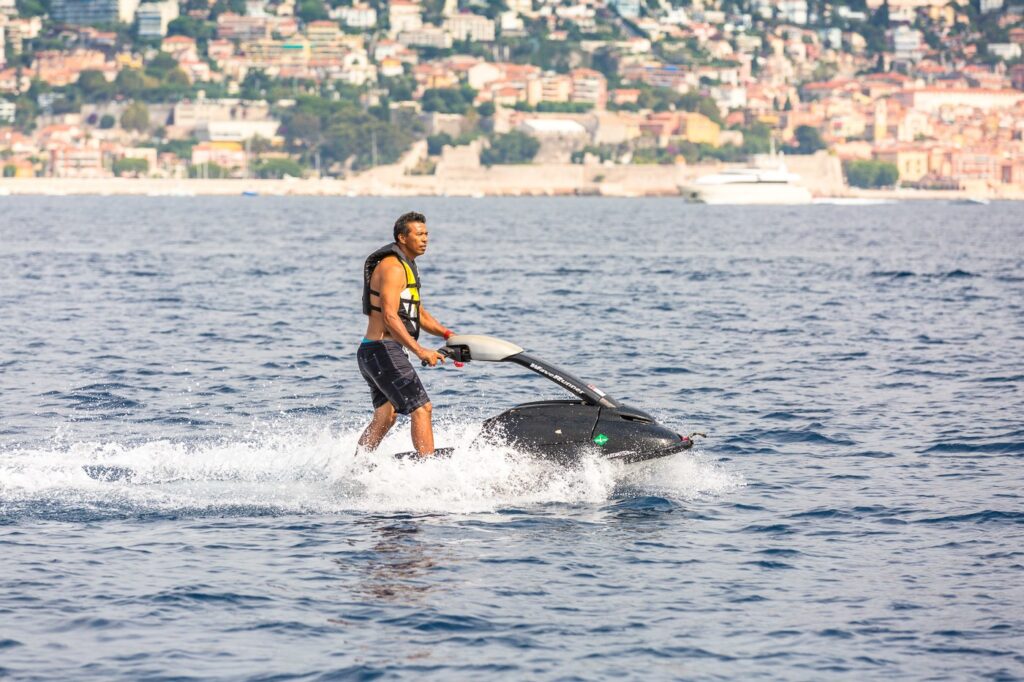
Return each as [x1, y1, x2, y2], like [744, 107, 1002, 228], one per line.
[394, 211, 428, 258]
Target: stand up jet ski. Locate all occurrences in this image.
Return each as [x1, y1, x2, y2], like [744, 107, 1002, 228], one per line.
[398, 335, 698, 464]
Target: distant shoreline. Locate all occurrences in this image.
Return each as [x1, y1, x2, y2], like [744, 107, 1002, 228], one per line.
[0, 177, 1018, 201]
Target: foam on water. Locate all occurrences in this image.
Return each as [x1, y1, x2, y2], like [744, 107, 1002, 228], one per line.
[0, 419, 742, 517]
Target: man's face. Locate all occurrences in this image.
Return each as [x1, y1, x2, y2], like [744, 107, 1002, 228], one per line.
[400, 222, 429, 256]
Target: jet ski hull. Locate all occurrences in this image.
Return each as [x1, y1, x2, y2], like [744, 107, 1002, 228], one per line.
[474, 400, 693, 465]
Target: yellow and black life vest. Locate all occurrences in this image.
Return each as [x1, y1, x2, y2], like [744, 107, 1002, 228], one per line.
[363, 243, 421, 340]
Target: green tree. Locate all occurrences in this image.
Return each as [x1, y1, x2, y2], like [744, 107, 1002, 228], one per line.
[844, 159, 899, 187]
[3, 164, 17, 177]
[254, 158, 305, 178]
[322, 114, 413, 170]
[679, 92, 723, 124]
[77, 70, 113, 101]
[120, 101, 151, 132]
[283, 110, 322, 149]
[476, 101, 495, 117]
[159, 138, 197, 158]
[145, 52, 181, 80]
[296, 0, 328, 22]
[15, 0, 47, 16]
[427, 133, 452, 155]
[112, 157, 149, 176]
[876, 162, 899, 186]
[480, 131, 539, 165]
[167, 15, 215, 41]
[188, 161, 231, 178]
[14, 95, 40, 132]
[420, 86, 476, 114]
[114, 69, 148, 99]
[793, 125, 826, 154]
[739, 121, 773, 155]
[99, 113, 116, 129]
[870, 0, 889, 26]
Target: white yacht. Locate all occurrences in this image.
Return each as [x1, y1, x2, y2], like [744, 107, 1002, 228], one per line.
[683, 166, 813, 205]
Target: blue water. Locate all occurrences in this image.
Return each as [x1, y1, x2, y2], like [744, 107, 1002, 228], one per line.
[1, 197, 1022, 680]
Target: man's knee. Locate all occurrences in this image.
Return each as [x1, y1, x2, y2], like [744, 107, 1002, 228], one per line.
[411, 402, 432, 419]
[375, 403, 397, 425]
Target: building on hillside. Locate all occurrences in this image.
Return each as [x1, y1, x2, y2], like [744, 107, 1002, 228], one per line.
[874, 146, 929, 181]
[51, 0, 139, 25]
[3, 17, 42, 55]
[897, 88, 1024, 112]
[0, 99, 15, 123]
[398, 27, 452, 49]
[540, 73, 572, 103]
[172, 97, 274, 137]
[34, 49, 111, 86]
[389, 0, 423, 35]
[678, 112, 720, 146]
[307, 20, 346, 63]
[590, 111, 642, 144]
[333, 3, 376, 28]
[191, 141, 247, 175]
[499, 10, 524, 34]
[49, 142, 104, 178]
[777, 0, 809, 24]
[610, 88, 640, 106]
[467, 61, 502, 90]
[608, 0, 640, 18]
[517, 118, 589, 163]
[444, 13, 494, 41]
[207, 38, 235, 62]
[620, 63, 694, 93]
[137, 0, 179, 38]
[989, 43, 1023, 61]
[570, 68, 607, 109]
[162, 35, 198, 61]
[196, 119, 281, 141]
[889, 25, 925, 62]
[216, 13, 269, 40]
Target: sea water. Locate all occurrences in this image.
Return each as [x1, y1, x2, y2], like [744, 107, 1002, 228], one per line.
[1, 197, 1022, 680]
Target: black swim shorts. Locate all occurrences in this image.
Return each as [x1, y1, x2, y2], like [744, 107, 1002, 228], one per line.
[357, 339, 430, 415]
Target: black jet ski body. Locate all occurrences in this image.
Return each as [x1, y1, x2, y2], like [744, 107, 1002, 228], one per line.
[401, 335, 695, 464]
[478, 399, 692, 464]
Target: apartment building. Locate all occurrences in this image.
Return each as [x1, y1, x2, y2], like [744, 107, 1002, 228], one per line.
[444, 13, 495, 42]
[333, 3, 376, 29]
[570, 68, 607, 109]
[51, 0, 138, 25]
[389, 0, 423, 35]
[137, 0, 179, 38]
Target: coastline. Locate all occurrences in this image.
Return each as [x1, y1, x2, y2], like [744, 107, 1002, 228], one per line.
[1, 173, 1019, 201]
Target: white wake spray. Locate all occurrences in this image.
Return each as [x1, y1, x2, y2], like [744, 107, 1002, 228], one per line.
[0, 418, 743, 516]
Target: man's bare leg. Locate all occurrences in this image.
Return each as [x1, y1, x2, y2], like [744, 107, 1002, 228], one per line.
[357, 402, 397, 453]
[410, 402, 434, 456]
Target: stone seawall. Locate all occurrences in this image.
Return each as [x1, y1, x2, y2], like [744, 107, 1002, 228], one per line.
[2, 152, 1017, 199]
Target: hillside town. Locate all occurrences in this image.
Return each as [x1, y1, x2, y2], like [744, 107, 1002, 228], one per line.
[0, 0, 1023, 195]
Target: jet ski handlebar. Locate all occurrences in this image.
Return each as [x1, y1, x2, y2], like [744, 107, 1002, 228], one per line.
[438, 334, 620, 408]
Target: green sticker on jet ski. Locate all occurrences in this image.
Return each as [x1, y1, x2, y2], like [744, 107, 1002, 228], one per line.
[594, 433, 609, 446]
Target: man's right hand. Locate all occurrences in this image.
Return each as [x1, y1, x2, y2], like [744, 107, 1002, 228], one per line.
[416, 347, 446, 367]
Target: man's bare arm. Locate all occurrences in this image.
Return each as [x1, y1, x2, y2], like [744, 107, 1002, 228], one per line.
[418, 307, 451, 338]
[377, 260, 445, 365]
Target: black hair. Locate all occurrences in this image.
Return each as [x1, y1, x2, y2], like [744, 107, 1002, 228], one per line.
[394, 211, 426, 242]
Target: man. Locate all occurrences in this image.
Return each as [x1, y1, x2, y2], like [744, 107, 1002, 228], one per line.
[356, 211, 455, 457]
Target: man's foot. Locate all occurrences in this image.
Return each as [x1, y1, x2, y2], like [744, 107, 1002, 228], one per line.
[393, 447, 455, 460]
